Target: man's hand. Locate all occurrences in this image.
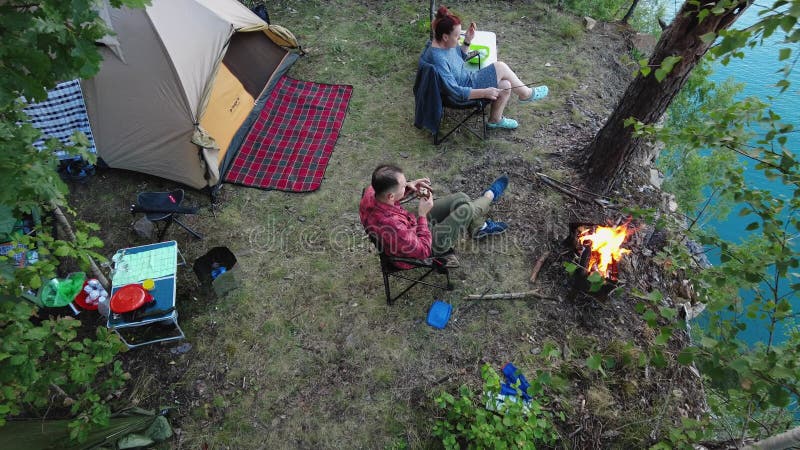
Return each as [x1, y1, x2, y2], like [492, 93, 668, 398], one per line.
[406, 178, 432, 197]
[418, 194, 434, 216]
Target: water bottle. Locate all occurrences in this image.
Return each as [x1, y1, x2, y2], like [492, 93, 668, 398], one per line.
[98, 295, 111, 318]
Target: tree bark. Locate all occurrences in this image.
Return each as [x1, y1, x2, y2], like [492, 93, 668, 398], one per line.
[743, 425, 800, 450]
[584, 1, 753, 193]
[621, 0, 641, 24]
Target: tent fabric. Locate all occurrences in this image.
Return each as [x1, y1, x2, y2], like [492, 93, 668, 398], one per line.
[0, 409, 160, 450]
[146, 0, 235, 118]
[80, 0, 298, 189]
[23, 80, 96, 160]
[199, 64, 254, 160]
[223, 76, 353, 192]
[82, 6, 203, 188]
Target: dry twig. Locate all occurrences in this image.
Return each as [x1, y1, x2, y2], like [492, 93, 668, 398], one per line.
[529, 251, 551, 284]
[51, 202, 110, 290]
[534, 172, 612, 208]
[463, 290, 559, 301]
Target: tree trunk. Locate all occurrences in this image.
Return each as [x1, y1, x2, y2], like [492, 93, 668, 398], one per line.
[621, 0, 641, 24]
[743, 425, 800, 450]
[584, 1, 752, 192]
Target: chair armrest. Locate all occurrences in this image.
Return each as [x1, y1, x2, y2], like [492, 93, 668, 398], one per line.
[388, 256, 447, 268]
[443, 95, 487, 109]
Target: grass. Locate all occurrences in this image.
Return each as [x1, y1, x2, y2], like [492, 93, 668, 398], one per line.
[62, 0, 692, 448]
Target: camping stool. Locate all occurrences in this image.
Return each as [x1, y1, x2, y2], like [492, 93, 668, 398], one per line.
[130, 189, 203, 241]
[193, 246, 237, 286]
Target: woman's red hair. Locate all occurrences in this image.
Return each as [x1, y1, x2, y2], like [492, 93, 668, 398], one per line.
[432, 6, 461, 41]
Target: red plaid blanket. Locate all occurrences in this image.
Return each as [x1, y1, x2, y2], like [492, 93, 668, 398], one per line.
[224, 76, 353, 192]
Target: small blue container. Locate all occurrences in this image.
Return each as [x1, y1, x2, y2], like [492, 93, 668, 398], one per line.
[426, 300, 452, 329]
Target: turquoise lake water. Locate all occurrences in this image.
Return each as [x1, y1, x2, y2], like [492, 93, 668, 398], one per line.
[665, 4, 799, 345]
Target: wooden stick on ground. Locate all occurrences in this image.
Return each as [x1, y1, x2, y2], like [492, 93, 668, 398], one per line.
[463, 290, 559, 301]
[51, 202, 110, 290]
[534, 172, 612, 208]
[535, 173, 594, 204]
[529, 251, 551, 284]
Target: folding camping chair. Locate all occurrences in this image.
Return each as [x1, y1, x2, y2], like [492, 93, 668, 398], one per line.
[413, 54, 488, 145]
[130, 189, 203, 241]
[367, 233, 454, 305]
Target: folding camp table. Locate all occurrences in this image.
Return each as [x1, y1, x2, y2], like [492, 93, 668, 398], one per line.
[107, 241, 185, 349]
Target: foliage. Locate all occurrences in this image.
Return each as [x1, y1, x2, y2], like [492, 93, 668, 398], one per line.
[432, 364, 561, 449]
[622, 2, 800, 445]
[0, 0, 148, 441]
[0, 301, 128, 439]
[0, 0, 148, 105]
[635, 102, 800, 443]
[546, 0, 668, 34]
[563, 261, 607, 292]
[550, 14, 584, 40]
[547, 0, 632, 21]
[657, 59, 744, 219]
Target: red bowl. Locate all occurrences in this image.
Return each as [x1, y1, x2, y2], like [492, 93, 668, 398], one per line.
[110, 284, 153, 314]
[73, 280, 98, 311]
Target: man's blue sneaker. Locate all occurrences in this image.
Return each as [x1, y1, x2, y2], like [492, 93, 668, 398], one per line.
[484, 175, 509, 202]
[473, 220, 508, 239]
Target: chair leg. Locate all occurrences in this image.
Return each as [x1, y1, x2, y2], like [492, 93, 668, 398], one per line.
[172, 216, 203, 240]
[382, 270, 393, 305]
[156, 219, 173, 241]
[435, 107, 485, 145]
[480, 103, 487, 139]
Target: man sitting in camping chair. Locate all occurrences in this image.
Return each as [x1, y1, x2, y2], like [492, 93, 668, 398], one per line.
[359, 164, 510, 268]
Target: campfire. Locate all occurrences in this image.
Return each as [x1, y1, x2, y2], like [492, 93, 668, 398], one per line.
[577, 223, 631, 281]
[568, 221, 634, 293]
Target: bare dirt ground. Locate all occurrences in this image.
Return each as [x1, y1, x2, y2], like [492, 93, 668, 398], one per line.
[62, 5, 705, 448]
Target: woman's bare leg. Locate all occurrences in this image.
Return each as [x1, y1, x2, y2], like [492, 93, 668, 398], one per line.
[489, 79, 511, 123]
[494, 61, 533, 100]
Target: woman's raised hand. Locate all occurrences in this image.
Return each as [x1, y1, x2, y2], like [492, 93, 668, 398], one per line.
[465, 21, 477, 42]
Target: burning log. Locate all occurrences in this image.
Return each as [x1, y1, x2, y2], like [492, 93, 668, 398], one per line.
[577, 223, 631, 281]
[566, 220, 635, 296]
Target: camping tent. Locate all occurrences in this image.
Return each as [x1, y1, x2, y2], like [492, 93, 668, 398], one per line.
[80, 0, 300, 189]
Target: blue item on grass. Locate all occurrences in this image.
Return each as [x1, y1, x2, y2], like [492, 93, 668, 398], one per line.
[426, 300, 452, 329]
[211, 266, 227, 280]
[501, 362, 532, 401]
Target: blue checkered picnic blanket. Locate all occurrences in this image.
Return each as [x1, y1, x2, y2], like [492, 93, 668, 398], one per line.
[23, 79, 96, 160]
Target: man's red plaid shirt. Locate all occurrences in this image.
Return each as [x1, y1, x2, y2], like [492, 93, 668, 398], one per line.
[360, 186, 431, 268]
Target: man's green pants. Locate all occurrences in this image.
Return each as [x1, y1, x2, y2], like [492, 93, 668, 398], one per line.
[427, 193, 491, 255]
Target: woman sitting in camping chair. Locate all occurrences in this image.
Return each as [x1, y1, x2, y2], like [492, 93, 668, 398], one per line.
[421, 6, 548, 130]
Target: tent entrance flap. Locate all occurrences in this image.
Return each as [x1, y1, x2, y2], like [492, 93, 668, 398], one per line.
[223, 30, 288, 98]
[199, 63, 255, 161]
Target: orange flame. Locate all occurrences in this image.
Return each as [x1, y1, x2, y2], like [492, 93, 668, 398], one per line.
[579, 224, 631, 279]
